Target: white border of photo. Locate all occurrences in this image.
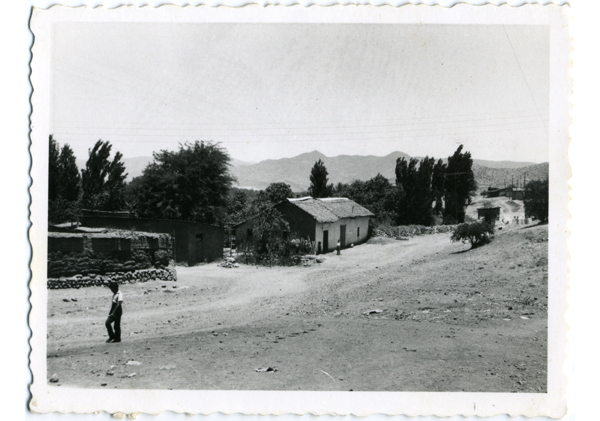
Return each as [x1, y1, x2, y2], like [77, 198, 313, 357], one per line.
[27, 3, 571, 418]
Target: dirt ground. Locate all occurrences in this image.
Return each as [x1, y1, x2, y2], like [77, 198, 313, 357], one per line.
[47, 223, 547, 392]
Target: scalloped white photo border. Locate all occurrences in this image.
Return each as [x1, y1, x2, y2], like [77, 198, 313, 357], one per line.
[28, 4, 571, 417]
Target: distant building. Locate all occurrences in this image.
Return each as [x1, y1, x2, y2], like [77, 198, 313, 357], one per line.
[510, 188, 525, 201]
[81, 210, 224, 265]
[236, 197, 374, 254]
[486, 187, 525, 201]
[477, 206, 501, 225]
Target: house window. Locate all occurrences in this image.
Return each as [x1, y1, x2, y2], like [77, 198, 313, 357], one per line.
[357, 227, 360, 238]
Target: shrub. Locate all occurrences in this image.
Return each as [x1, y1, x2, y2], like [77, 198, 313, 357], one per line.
[131, 250, 152, 268]
[154, 250, 171, 268]
[451, 221, 494, 248]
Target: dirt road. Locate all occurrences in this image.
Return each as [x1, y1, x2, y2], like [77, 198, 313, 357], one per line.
[47, 224, 547, 392]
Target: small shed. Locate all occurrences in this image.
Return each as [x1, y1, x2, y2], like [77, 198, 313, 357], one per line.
[477, 206, 501, 225]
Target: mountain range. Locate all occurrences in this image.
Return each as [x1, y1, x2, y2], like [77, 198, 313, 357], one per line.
[77, 151, 548, 192]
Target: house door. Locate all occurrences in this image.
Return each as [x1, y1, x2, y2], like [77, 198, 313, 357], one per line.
[340, 225, 346, 248]
[195, 234, 204, 263]
[322, 230, 329, 253]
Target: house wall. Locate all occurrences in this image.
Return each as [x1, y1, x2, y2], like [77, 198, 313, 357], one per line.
[81, 216, 224, 265]
[315, 216, 370, 252]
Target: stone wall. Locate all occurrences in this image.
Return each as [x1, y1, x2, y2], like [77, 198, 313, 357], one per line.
[47, 267, 176, 289]
[48, 231, 174, 279]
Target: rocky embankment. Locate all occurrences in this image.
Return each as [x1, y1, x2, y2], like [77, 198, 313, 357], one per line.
[47, 267, 177, 289]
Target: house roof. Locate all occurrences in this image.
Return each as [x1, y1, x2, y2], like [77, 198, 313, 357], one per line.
[287, 197, 374, 223]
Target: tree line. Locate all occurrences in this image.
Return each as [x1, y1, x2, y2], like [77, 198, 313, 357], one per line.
[305, 145, 478, 226]
[49, 135, 548, 227]
[49, 136, 128, 224]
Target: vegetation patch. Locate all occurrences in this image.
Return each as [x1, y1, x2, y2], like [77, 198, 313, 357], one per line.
[451, 221, 495, 248]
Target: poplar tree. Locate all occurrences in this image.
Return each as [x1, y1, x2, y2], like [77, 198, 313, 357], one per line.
[443, 145, 477, 224]
[308, 159, 331, 198]
[48, 135, 82, 223]
[81, 140, 128, 211]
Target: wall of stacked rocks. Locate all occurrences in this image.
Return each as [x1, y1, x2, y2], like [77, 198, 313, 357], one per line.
[47, 267, 177, 289]
[47, 231, 176, 288]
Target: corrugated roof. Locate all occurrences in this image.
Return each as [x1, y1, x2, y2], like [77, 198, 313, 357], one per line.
[286, 197, 374, 223]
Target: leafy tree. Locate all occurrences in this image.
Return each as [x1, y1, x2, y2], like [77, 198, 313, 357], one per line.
[451, 220, 494, 248]
[57, 143, 81, 202]
[444, 145, 477, 223]
[227, 190, 248, 219]
[308, 159, 332, 198]
[48, 135, 61, 202]
[395, 157, 436, 225]
[415, 156, 436, 225]
[265, 182, 293, 204]
[334, 174, 400, 224]
[81, 140, 128, 211]
[129, 141, 235, 224]
[431, 158, 447, 215]
[395, 157, 419, 224]
[48, 135, 81, 223]
[524, 179, 549, 222]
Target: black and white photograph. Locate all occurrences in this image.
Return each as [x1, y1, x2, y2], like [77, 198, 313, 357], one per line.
[27, 4, 571, 417]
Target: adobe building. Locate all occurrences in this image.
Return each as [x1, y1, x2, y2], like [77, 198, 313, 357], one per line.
[235, 197, 374, 254]
[81, 210, 224, 265]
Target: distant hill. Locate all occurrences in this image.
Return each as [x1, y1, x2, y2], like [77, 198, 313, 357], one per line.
[229, 150, 410, 191]
[76, 151, 548, 190]
[472, 162, 549, 190]
[229, 151, 547, 192]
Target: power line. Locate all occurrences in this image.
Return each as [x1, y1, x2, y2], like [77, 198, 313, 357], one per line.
[53, 120, 547, 140]
[53, 114, 548, 133]
[503, 25, 545, 125]
[53, 123, 547, 143]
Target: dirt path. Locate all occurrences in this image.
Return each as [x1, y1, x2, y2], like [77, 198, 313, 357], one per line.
[47, 224, 547, 392]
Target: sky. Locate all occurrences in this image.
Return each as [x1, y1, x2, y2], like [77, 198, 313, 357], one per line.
[51, 23, 549, 164]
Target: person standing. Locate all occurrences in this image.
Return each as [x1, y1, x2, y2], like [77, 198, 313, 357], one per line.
[336, 239, 341, 255]
[105, 281, 123, 343]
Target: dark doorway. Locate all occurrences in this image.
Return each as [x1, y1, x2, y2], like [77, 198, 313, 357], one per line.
[340, 225, 346, 248]
[323, 230, 329, 253]
[195, 234, 204, 263]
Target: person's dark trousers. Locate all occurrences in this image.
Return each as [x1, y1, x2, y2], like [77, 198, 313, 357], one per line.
[106, 304, 123, 342]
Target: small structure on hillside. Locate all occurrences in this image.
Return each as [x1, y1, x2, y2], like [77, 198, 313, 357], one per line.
[81, 210, 224, 265]
[485, 186, 525, 201]
[510, 188, 525, 201]
[477, 206, 501, 225]
[235, 197, 374, 254]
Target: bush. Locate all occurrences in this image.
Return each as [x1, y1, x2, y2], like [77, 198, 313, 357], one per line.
[451, 221, 494, 248]
[154, 250, 171, 268]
